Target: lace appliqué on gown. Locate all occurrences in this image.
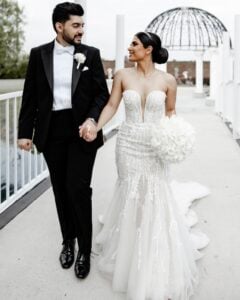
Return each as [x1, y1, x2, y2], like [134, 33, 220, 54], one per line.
[96, 90, 210, 300]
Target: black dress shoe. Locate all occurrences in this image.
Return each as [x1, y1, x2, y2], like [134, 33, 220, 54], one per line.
[59, 239, 75, 269]
[74, 252, 90, 279]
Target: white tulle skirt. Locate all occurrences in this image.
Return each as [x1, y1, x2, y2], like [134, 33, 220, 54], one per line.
[96, 122, 210, 300]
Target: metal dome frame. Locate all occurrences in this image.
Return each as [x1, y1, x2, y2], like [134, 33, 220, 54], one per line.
[146, 7, 230, 50]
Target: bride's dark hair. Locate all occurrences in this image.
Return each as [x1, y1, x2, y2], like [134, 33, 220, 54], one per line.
[135, 32, 168, 64]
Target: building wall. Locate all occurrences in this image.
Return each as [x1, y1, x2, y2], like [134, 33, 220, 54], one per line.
[102, 59, 210, 85]
[167, 61, 210, 85]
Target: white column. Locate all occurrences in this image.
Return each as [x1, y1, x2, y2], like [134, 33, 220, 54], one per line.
[216, 44, 224, 114]
[75, 0, 87, 43]
[222, 32, 233, 122]
[103, 14, 125, 136]
[206, 48, 219, 106]
[233, 15, 240, 139]
[222, 32, 232, 84]
[194, 51, 204, 97]
[115, 15, 125, 71]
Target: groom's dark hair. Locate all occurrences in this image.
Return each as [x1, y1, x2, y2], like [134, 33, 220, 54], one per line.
[52, 2, 84, 32]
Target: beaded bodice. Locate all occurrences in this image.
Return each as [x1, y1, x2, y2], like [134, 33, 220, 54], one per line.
[122, 90, 166, 123]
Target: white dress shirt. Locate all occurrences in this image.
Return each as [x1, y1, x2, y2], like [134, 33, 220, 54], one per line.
[53, 39, 74, 111]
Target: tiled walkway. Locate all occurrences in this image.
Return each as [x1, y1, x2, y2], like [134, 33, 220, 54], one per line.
[1, 87, 240, 300]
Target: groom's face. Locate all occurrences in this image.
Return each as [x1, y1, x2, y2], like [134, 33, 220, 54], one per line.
[56, 15, 84, 45]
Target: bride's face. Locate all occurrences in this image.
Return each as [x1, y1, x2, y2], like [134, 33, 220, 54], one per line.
[128, 36, 152, 62]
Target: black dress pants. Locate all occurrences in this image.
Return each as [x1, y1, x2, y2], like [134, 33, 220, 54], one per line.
[43, 109, 97, 254]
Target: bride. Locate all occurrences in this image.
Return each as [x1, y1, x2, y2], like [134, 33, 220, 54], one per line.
[80, 31, 209, 300]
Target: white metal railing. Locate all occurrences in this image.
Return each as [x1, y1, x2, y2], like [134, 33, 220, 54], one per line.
[0, 83, 123, 214]
[0, 91, 49, 214]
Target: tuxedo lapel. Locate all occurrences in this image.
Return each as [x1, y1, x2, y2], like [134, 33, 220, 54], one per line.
[41, 41, 54, 93]
[72, 44, 88, 96]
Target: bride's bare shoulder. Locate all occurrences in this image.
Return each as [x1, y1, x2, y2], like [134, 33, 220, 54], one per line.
[157, 71, 176, 87]
[165, 72, 177, 89]
[115, 67, 135, 77]
[163, 71, 176, 81]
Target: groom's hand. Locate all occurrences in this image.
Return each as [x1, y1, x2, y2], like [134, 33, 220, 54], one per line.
[79, 119, 97, 142]
[17, 139, 32, 151]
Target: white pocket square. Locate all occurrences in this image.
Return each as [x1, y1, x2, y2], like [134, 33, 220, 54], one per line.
[82, 66, 89, 72]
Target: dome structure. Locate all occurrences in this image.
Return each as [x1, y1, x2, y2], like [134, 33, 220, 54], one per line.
[146, 7, 229, 50]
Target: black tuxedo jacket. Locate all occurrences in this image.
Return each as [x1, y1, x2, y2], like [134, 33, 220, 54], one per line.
[18, 41, 109, 152]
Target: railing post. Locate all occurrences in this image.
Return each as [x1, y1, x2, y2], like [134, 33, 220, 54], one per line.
[0, 91, 49, 213]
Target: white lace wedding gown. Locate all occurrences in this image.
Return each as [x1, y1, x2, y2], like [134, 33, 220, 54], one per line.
[96, 90, 210, 300]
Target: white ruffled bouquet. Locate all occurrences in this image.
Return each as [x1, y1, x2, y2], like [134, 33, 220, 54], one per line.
[151, 115, 196, 163]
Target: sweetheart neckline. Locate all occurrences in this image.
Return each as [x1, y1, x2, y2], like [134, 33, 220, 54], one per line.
[122, 89, 166, 122]
[123, 89, 166, 100]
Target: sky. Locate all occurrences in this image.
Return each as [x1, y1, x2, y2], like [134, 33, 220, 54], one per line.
[17, 0, 240, 60]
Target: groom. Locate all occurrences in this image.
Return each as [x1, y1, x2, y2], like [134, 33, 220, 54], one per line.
[17, 2, 109, 279]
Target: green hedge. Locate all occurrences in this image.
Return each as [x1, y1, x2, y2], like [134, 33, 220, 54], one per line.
[0, 55, 29, 79]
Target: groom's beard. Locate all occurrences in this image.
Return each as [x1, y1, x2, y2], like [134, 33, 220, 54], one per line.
[62, 31, 82, 46]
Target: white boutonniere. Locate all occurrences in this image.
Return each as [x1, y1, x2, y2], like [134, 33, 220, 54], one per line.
[74, 53, 86, 69]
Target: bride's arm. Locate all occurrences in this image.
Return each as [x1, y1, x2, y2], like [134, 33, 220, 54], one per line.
[165, 73, 177, 117]
[96, 70, 123, 131]
[81, 70, 123, 141]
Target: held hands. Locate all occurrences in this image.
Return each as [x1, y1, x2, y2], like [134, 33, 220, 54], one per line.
[17, 139, 32, 151]
[79, 119, 98, 142]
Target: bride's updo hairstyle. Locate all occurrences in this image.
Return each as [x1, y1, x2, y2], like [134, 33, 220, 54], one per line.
[135, 32, 168, 64]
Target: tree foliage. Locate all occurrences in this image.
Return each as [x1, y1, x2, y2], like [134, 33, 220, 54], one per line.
[0, 0, 28, 78]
